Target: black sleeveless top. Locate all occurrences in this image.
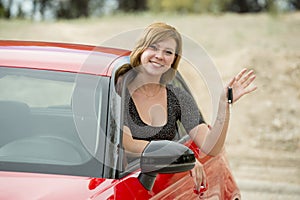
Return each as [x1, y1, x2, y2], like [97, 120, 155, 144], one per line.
[123, 85, 205, 141]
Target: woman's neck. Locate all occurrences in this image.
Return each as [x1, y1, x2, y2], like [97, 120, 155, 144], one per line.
[138, 72, 161, 84]
[128, 73, 162, 96]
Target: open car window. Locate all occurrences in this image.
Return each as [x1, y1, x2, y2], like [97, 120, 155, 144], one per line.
[117, 69, 204, 175]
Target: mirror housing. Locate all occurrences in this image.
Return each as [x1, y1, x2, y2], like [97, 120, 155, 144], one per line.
[138, 140, 195, 191]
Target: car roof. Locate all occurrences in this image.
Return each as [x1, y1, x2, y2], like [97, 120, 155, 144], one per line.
[0, 40, 130, 76]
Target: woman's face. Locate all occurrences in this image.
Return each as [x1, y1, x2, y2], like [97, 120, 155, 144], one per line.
[140, 38, 177, 77]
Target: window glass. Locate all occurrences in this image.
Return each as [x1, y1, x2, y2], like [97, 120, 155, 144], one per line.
[0, 68, 74, 107]
[0, 67, 107, 177]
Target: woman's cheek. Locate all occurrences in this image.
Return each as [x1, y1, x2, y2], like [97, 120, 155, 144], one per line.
[140, 51, 151, 65]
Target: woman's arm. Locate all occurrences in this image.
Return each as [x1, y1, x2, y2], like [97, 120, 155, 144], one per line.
[189, 68, 257, 156]
[122, 126, 149, 156]
[189, 95, 229, 156]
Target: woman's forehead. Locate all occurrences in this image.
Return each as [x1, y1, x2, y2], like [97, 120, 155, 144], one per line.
[151, 38, 176, 49]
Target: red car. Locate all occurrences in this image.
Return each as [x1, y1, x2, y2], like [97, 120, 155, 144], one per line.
[0, 40, 240, 199]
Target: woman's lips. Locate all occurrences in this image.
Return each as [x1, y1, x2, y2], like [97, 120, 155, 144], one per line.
[150, 60, 163, 68]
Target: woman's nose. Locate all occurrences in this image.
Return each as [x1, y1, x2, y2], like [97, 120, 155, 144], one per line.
[154, 50, 163, 59]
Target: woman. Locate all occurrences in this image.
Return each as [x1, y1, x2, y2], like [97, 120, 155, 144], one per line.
[115, 22, 257, 191]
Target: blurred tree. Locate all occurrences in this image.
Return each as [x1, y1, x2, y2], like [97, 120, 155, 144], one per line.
[227, 0, 262, 13]
[1, 0, 298, 20]
[291, 0, 300, 9]
[56, 0, 90, 19]
[147, 0, 300, 13]
[0, 1, 6, 18]
[264, 0, 277, 13]
[70, 0, 90, 18]
[209, 0, 232, 13]
[56, 0, 72, 19]
[147, 0, 232, 14]
[89, 0, 106, 16]
[227, 0, 300, 12]
[32, 0, 53, 20]
[118, 0, 147, 11]
[1, 0, 12, 18]
[16, 3, 25, 18]
[147, 0, 160, 12]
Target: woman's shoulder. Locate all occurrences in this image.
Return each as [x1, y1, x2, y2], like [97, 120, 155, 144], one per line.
[166, 84, 197, 107]
[166, 84, 189, 97]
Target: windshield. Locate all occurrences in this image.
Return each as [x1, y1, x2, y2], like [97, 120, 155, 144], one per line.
[0, 67, 108, 177]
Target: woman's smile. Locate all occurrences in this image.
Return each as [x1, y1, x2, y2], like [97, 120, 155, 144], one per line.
[149, 60, 163, 68]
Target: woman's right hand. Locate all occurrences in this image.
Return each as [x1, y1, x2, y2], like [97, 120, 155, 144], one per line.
[190, 159, 207, 193]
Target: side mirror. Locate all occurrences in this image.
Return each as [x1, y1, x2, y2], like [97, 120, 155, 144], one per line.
[138, 140, 195, 191]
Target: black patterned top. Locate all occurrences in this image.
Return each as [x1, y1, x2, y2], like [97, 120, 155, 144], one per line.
[123, 85, 205, 141]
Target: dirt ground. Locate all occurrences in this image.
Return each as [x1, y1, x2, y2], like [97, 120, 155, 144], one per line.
[1, 12, 299, 199]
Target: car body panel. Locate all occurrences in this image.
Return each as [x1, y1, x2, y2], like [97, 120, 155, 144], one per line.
[0, 171, 156, 200]
[0, 171, 103, 199]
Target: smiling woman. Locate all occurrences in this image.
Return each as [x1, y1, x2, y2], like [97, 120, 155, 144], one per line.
[114, 22, 257, 193]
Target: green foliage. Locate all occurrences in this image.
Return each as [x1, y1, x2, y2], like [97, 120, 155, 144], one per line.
[0, 0, 11, 19]
[1, 0, 299, 20]
[147, 0, 232, 14]
[0, 2, 5, 18]
[265, 0, 279, 16]
[147, 0, 300, 14]
[118, 0, 147, 11]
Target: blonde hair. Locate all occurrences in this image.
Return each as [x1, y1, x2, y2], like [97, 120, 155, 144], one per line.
[115, 22, 182, 85]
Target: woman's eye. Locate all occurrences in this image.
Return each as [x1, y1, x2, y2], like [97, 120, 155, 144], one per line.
[165, 50, 174, 55]
[149, 45, 157, 51]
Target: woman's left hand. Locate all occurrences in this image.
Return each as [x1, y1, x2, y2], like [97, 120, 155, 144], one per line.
[227, 68, 257, 103]
[190, 159, 206, 192]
